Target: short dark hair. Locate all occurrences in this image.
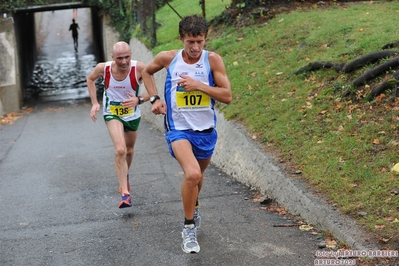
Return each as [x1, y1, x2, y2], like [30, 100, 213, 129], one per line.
[179, 14, 208, 38]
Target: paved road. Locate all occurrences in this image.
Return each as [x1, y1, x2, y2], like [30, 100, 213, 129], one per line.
[0, 100, 320, 266]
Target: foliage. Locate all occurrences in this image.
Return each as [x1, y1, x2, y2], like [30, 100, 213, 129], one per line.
[0, 0, 71, 11]
[82, 0, 133, 43]
[152, 0, 232, 54]
[0, 0, 166, 43]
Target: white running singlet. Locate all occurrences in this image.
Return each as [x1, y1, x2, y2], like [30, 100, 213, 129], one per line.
[164, 50, 216, 131]
[102, 60, 142, 121]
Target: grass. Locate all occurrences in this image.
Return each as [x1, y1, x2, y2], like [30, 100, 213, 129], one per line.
[153, 0, 232, 53]
[150, 0, 399, 248]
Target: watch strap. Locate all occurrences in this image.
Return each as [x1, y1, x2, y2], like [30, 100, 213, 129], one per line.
[150, 95, 160, 104]
[138, 96, 144, 105]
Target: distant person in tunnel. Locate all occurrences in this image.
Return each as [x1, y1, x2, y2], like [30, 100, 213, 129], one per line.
[86, 41, 149, 209]
[69, 19, 80, 52]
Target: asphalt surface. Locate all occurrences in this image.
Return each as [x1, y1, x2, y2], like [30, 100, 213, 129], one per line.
[0, 100, 320, 266]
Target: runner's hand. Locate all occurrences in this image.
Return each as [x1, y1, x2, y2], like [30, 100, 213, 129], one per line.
[151, 100, 166, 115]
[90, 103, 100, 122]
[125, 92, 139, 107]
[179, 75, 198, 92]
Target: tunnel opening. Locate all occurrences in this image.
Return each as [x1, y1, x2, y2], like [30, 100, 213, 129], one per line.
[12, 5, 105, 104]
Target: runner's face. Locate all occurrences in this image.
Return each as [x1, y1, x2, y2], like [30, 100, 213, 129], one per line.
[113, 51, 131, 70]
[180, 34, 206, 61]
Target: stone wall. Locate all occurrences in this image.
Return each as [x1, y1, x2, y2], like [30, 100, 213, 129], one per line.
[0, 17, 20, 116]
[102, 14, 120, 61]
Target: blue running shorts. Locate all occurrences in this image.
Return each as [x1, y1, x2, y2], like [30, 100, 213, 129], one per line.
[165, 129, 218, 160]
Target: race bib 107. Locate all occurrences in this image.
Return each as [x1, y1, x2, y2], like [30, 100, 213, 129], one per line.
[176, 91, 210, 111]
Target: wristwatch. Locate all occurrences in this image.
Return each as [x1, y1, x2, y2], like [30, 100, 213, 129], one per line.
[150, 95, 160, 104]
[138, 96, 144, 105]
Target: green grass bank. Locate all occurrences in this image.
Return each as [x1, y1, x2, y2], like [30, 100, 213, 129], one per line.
[149, 0, 399, 249]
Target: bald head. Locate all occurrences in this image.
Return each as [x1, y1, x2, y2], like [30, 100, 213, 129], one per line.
[111, 42, 132, 70]
[112, 41, 131, 55]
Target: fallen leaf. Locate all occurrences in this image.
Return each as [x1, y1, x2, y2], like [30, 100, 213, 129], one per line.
[319, 110, 328, 115]
[375, 224, 385, 230]
[379, 236, 393, 243]
[384, 217, 395, 222]
[391, 163, 399, 173]
[325, 238, 337, 249]
[0, 108, 33, 126]
[299, 225, 313, 231]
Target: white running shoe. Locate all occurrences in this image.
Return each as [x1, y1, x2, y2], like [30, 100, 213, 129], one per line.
[181, 225, 200, 253]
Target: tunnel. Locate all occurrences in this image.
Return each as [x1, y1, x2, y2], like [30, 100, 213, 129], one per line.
[1, 3, 106, 111]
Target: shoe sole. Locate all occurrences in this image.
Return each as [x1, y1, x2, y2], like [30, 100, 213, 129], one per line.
[118, 203, 132, 208]
[118, 201, 132, 208]
[181, 244, 200, 254]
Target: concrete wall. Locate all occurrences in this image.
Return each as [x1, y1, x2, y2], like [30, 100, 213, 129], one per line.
[102, 14, 120, 61]
[0, 17, 20, 116]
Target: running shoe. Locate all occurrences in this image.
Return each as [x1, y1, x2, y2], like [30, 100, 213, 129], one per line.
[181, 224, 200, 253]
[118, 193, 132, 208]
[194, 206, 201, 229]
[119, 174, 131, 194]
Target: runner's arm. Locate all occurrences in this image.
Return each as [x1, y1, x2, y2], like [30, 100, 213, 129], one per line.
[86, 62, 105, 121]
[142, 51, 176, 114]
[135, 61, 150, 102]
